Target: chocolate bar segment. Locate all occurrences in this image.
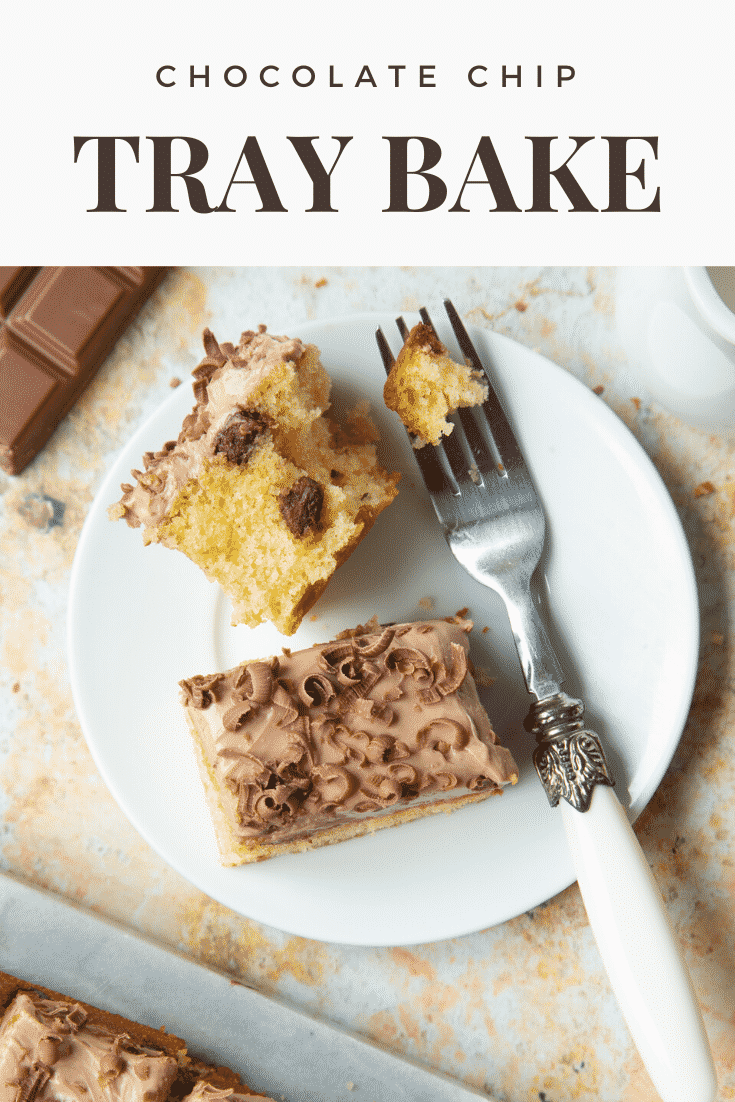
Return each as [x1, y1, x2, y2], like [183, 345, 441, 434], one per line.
[0, 267, 38, 318]
[0, 266, 167, 474]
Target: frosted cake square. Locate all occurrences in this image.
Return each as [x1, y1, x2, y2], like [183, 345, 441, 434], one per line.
[0, 972, 273, 1102]
[179, 617, 518, 865]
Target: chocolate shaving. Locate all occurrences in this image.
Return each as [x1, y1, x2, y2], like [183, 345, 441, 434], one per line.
[234, 660, 276, 705]
[436, 643, 468, 695]
[299, 674, 336, 708]
[278, 476, 324, 538]
[388, 761, 420, 794]
[374, 775, 401, 802]
[239, 773, 311, 825]
[363, 733, 397, 762]
[15, 1065, 50, 1102]
[386, 647, 434, 682]
[319, 643, 354, 675]
[252, 783, 305, 823]
[202, 327, 228, 365]
[213, 409, 269, 465]
[312, 765, 356, 805]
[336, 660, 382, 713]
[353, 799, 382, 813]
[417, 718, 469, 753]
[222, 701, 253, 731]
[223, 753, 269, 789]
[353, 627, 396, 657]
[335, 657, 362, 686]
[179, 674, 224, 709]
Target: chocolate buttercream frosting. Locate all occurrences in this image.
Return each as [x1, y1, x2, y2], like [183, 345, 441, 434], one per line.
[0, 993, 179, 1102]
[182, 1083, 270, 1102]
[181, 618, 518, 860]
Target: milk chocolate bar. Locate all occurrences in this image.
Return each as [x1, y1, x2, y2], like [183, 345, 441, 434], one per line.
[0, 267, 38, 318]
[0, 266, 167, 474]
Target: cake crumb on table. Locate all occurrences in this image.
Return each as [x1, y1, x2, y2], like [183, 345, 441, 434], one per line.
[473, 666, 496, 688]
[592, 384, 604, 395]
[694, 481, 716, 497]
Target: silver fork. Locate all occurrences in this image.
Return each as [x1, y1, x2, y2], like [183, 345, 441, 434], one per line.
[377, 300, 716, 1102]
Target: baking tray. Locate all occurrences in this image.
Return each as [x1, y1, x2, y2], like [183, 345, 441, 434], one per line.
[0, 872, 495, 1102]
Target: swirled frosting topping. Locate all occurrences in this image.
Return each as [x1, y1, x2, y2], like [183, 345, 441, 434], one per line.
[0, 993, 178, 1102]
[181, 619, 518, 844]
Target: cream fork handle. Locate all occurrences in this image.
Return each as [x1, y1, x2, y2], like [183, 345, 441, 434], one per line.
[560, 784, 716, 1102]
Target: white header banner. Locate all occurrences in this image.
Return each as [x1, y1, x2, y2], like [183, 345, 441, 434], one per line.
[3, 0, 734, 263]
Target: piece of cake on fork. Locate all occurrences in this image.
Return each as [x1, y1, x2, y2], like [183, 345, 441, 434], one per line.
[383, 321, 487, 446]
[110, 326, 399, 636]
[179, 616, 518, 865]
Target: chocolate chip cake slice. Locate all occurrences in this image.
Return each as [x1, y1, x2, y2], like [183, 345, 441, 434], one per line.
[383, 322, 488, 447]
[0, 972, 274, 1102]
[110, 327, 399, 636]
[180, 617, 518, 865]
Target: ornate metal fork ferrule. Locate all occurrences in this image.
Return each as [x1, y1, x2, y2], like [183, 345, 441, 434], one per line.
[527, 692, 614, 812]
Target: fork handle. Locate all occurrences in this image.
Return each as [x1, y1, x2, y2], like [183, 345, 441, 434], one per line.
[561, 785, 716, 1102]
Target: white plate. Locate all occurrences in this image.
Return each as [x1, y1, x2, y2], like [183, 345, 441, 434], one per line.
[68, 314, 699, 947]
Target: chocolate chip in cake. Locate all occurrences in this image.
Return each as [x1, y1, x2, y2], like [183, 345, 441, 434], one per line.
[279, 476, 324, 538]
[213, 409, 268, 464]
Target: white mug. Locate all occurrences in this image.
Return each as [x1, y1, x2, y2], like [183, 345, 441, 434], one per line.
[616, 267, 735, 432]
